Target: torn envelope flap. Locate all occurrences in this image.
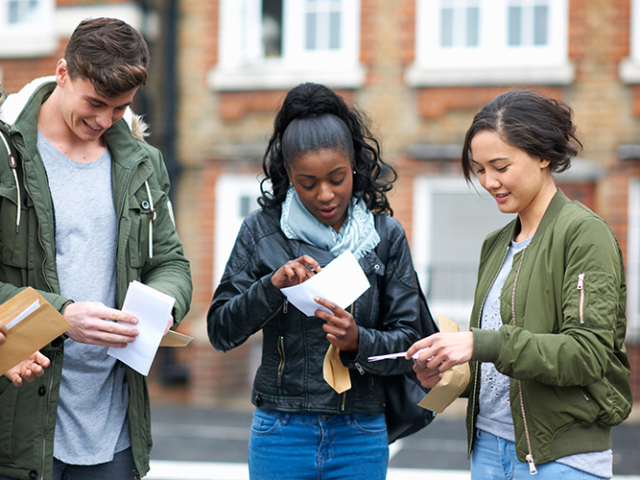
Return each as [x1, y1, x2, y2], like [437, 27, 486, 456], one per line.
[6, 299, 40, 330]
[0, 287, 72, 375]
[160, 330, 193, 347]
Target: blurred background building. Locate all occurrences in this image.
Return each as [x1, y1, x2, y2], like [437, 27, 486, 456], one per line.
[2, 0, 640, 409]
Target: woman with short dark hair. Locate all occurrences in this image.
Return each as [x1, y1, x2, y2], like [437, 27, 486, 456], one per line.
[409, 89, 632, 480]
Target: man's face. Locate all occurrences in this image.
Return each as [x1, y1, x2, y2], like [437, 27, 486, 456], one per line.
[57, 62, 138, 143]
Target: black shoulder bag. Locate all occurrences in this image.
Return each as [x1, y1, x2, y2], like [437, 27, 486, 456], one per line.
[375, 213, 438, 444]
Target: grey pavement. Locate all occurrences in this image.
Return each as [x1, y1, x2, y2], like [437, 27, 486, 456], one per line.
[149, 403, 640, 476]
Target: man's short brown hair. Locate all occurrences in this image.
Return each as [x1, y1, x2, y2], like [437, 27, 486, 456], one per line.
[64, 17, 150, 99]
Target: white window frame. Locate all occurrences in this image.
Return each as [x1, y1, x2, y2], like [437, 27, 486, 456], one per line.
[620, 0, 640, 83]
[626, 179, 640, 343]
[413, 176, 518, 331]
[210, 0, 364, 91]
[0, 0, 55, 58]
[0, 2, 146, 59]
[214, 174, 262, 288]
[406, 0, 574, 87]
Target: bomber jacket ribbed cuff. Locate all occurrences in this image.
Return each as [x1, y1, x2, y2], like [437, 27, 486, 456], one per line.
[470, 327, 504, 364]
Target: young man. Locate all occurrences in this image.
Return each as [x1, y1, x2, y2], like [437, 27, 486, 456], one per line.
[0, 18, 192, 480]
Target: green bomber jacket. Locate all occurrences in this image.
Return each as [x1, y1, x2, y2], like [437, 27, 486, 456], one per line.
[0, 80, 192, 480]
[466, 189, 632, 469]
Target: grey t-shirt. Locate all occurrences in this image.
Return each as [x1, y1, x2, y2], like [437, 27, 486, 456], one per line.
[38, 132, 130, 465]
[476, 235, 612, 478]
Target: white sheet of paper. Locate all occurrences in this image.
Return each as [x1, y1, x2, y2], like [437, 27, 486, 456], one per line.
[107, 281, 176, 376]
[6, 299, 40, 330]
[280, 250, 370, 317]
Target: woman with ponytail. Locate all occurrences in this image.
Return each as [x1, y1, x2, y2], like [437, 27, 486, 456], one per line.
[208, 83, 422, 479]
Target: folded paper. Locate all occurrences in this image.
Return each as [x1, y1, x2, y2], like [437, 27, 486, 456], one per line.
[281, 250, 370, 317]
[417, 315, 471, 413]
[0, 287, 72, 374]
[108, 281, 176, 376]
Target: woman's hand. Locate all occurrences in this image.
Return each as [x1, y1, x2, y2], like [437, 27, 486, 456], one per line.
[412, 362, 443, 389]
[407, 332, 474, 373]
[4, 351, 51, 387]
[314, 297, 359, 351]
[0, 322, 6, 346]
[271, 255, 322, 289]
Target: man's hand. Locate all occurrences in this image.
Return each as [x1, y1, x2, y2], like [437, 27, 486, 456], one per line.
[4, 351, 50, 387]
[63, 302, 138, 348]
[0, 322, 6, 346]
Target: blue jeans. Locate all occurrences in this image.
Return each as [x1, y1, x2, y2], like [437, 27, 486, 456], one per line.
[471, 430, 607, 480]
[248, 408, 388, 480]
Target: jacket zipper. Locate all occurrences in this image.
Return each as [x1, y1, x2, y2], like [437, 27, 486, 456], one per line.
[258, 304, 283, 330]
[577, 273, 585, 324]
[40, 356, 55, 480]
[468, 245, 509, 458]
[511, 249, 537, 475]
[276, 336, 285, 386]
[18, 147, 53, 293]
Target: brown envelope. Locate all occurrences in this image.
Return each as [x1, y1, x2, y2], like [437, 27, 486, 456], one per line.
[323, 344, 352, 393]
[0, 287, 72, 375]
[159, 330, 193, 347]
[417, 315, 471, 413]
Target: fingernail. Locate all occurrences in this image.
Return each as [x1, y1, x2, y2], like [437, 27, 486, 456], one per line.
[132, 330, 139, 336]
[314, 296, 320, 302]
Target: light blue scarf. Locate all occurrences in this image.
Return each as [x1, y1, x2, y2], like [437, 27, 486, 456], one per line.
[280, 185, 380, 260]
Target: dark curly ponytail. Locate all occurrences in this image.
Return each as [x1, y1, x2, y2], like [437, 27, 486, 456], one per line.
[258, 83, 397, 214]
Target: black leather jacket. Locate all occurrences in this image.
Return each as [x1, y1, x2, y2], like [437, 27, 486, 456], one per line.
[207, 207, 422, 415]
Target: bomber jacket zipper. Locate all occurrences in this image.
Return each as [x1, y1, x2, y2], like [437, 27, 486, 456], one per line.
[511, 249, 537, 475]
[469, 245, 509, 459]
[577, 273, 585, 324]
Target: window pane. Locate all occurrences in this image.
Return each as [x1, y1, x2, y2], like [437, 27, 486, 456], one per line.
[508, 5, 522, 46]
[306, 12, 317, 49]
[8, 1, 20, 23]
[329, 10, 340, 49]
[466, 7, 479, 47]
[534, 5, 548, 46]
[441, 7, 454, 47]
[262, 0, 283, 57]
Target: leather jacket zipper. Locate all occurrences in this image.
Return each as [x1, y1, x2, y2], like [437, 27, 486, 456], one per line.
[277, 336, 285, 386]
[577, 273, 585, 324]
[511, 249, 537, 475]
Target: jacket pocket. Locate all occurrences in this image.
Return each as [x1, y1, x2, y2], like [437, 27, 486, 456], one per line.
[570, 271, 616, 327]
[127, 187, 167, 268]
[0, 184, 28, 268]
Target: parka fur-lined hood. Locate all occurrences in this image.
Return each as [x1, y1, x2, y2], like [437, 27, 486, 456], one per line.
[0, 76, 149, 142]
